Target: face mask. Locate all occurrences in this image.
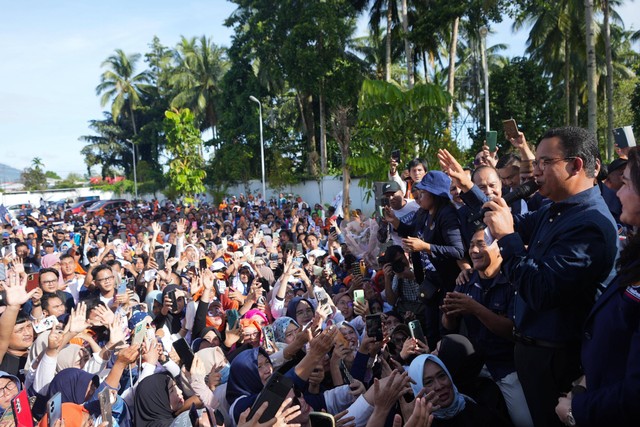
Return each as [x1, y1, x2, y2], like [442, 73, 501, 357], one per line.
[218, 364, 230, 384]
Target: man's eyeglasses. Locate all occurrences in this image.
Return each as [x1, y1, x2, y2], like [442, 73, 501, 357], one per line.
[0, 381, 17, 396]
[96, 275, 115, 284]
[532, 157, 576, 171]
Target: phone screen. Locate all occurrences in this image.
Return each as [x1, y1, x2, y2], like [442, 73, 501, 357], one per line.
[365, 314, 383, 341]
[199, 258, 208, 269]
[154, 250, 166, 270]
[99, 388, 113, 426]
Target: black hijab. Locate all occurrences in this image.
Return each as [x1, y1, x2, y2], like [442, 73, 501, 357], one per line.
[134, 373, 175, 427]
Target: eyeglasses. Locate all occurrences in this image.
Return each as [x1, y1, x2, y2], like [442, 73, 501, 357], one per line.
[295, 308, 314, 317]
[96, 275, 115, 284]
[0, 381, 17, 396]
[41, 279, 58, 285]
[243, 331, 260, 339]
[532, 157, 576, 171]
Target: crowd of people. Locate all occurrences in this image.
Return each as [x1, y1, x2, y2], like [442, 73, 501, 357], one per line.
[0, 126, 637, 427]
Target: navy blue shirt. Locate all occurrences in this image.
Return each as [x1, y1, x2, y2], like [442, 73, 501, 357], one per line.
[454, 271, 516, 380]
[461, 185, 617, 343]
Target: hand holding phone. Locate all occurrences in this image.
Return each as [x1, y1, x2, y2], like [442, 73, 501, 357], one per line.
[502, 119, 519, 140]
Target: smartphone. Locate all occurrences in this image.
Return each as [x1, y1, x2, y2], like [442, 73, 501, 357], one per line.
[309, 412, 336, 427]
[408, 320, 426, 344]
[98, 387, 113, 427]
[172, 338, 195, 371]
[366, 314, 383, 341]
[26, 272, 40, 293]
[391, 149, 401, 163]
[154, 249, 166, 271]
[502, 118, 519, 140]
[293, 257, 303, 268]
[247, 372, 294, 423]
[269, 253, 279, 261]
[189, 402, 199, 427]
[486, 131, 498, 152]
[12, 389, 32, 427]
[33, 315, 59, 334]
[117, 281, 128, 295]
[132, 317, 149, 345]
[168, 290, 178, 310]
[613, 125, 637, 148]
[335, 330, 349, 349]
[296, 243, 303, 254]
[339, 359, 354, 385]
[221, 237, 228, 250]
[199, 258, 208, 270]
[314, 288, 330, 307]
[353, 289, 365, 306]
[262, 325, 276, 352]
[380, 197, 390, 207]
[47, 392, 62, 427]
[225, 309, 240, 329]
[312, 265, 324, 276]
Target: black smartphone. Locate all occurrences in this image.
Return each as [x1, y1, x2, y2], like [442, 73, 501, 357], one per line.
[189, 403, 199, 426]
[168, 290, 178, 310]
[172, 338, 195, 371]
[408, 320, 426, 344]
[247, 372, 293, 423]
[199, 258, 208, 270]
[366, 314, 383, 341]
[381, 197, 390, 207]
[154, 248, 165, 270]
[391, 149, 401, 163]
[296, 243, 303, 253]
[502, 118, 519, 140]
[309, 412, 336, 427]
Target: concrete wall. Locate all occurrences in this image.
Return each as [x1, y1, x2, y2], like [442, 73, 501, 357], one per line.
[1, 188, 117, 207]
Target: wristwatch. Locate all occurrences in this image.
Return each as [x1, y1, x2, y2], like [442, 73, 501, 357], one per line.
[566, 409, 576, 426]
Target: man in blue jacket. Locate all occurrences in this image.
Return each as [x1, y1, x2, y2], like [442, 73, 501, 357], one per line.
[439, 127, 618, 427]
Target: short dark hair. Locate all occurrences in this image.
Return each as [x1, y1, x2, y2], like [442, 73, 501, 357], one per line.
[496, 153, 521, 170]
[39, 268, 59, 281]
[15, 242, 28, 251]
[59, 253, 74, 262]
[408, 158, 428, 171]
[41, 291, 65, 312]
[92, 264, 112, 279]
[471, 165, 499, 183]
[540, 127, 598, 178]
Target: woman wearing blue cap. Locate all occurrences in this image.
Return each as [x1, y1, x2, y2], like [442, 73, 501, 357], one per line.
[384, 171, 465, 349]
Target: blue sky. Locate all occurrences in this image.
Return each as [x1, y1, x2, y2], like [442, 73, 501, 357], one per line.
[1, 0, 638, 178]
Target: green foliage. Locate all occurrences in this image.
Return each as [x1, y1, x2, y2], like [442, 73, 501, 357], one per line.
[44, 171, 61, 180]
[485, 57, 564, 153]
[92, 179, 135, 196]
[352, 79, 454, 188]
[20, 167, 48, 191]
[163, 108, 207, 203]
[53, 173, 84, 189]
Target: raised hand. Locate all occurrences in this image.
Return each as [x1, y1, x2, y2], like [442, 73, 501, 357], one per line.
[68, 302, 90, 334]
[437, 149, 472, 191]
[4, 269, 37, 307]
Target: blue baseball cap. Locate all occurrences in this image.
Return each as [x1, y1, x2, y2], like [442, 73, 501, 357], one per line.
[414, 171, 452, 199]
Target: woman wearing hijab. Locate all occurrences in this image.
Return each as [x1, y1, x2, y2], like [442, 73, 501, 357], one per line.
[285, 297, 316, 326]
[436, 335, 511, 425]
[408, 354, 509, 426]
[555, 147, 640, 426]
[134, 373, 191, 427]
[190, 348, 231, 426]
[0, 371, 21, 413]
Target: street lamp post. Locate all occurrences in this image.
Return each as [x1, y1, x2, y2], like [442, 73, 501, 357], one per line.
[479, 26, 490, 131]
[249, 96, 267, 201]
[126, 139, 138, 201]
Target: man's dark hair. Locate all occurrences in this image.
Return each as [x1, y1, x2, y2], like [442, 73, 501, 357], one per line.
[540, 127, 598, 178]
[59, 253, 74, 262]
[407, 158, 428, 171]
[92, 264, 112, 279]
[80, 297, 107, 315]
[41, 291, 65, 312]
[496, 153, 521, 170]
[39, 267, 60, 281]
[14, 242, 28, 252]
[106, 259, 122, 268]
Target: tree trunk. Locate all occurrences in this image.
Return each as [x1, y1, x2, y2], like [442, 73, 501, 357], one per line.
[564, 37, 571, 126]
[446, 16, 460, 131]
[422, 52, 429, 83]
[603, 0, 614, 161]
[319, 86, 327, 174]
[129, 102, 138, 136]
[385, 4, 392, 82]
[585, 0, 597, 135]
[571, 75, 579, 126]
[297, 93, 318, 177]
[329, 106, 352, 222]
[401, 0, 413, 88]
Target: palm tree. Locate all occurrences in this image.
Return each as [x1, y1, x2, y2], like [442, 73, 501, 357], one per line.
[79, 113, 129, 178]
[585, 0, 597, 134]
[170, 36, 228, 139]
[369, 0, 400, 82]
[31, 157, 44, 172]
[96, 49, 150, 135]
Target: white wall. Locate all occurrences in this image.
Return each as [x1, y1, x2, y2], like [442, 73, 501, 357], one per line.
[0, 177, 377, 215]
